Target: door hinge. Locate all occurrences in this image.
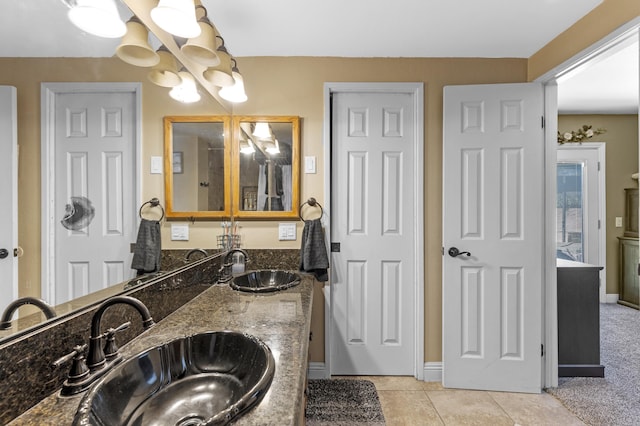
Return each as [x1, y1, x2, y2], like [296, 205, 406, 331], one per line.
[441, 246, 444, 256]
[598, 219, 601, 230]
[541, 116, 545, 129]
[541, 344, 544, 357]
[598, 161, 601, 172]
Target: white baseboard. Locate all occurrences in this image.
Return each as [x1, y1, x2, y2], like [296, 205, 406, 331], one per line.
[307, 361, 444, 382]
[605, 294, 619, 304]
[308, 362, 328, 379]
[423, 362, 443, 382]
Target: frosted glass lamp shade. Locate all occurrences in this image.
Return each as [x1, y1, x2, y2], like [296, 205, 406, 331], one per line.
[265, 139, 280, 154]
[116, 18, 159, 67]
[181, 20, 220, 67]
[252, 123, 271, 139]
[219, 71, 248, 103]
[240, 139, 255, 154]
[151, 0, 201, 38]
[67, 0, 126, 38]
[148, 47, 181, 87]
[202, 46, 234, 88]
[170, 71, 201, 103]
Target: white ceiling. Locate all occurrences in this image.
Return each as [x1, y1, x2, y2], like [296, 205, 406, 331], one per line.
[1, 0, 637, 114]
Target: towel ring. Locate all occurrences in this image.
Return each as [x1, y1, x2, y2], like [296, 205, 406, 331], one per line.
[300, 197, 323, 222]
[139, 198, 165, 221]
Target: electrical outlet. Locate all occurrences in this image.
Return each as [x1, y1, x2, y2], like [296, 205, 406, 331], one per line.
[171, 224, 189, 241]
[278, 223, 297, 240]
[615, 217, 623, 228]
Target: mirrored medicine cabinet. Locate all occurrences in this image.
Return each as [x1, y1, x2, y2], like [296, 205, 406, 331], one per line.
[164, 115, 300, 220]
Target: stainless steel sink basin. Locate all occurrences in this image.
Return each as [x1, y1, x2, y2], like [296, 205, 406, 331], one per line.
[73, 331, 275, 426]
[230, 270, 301, 293]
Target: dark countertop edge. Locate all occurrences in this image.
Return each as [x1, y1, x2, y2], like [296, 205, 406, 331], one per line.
[556, 259, 604, 270]
[9, 274, 315, 426]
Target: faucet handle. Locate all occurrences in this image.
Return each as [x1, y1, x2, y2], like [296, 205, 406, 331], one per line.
[52, 344, 90, 384]
[103, 321, 131, 360]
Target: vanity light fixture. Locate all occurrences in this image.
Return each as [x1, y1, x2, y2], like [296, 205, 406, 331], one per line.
[202, 37, 235, 88]
[218, 59, 248, 103]
[148, 46, 182, 87]
[181, 7, 220, 67]
[63, 0, 126, 38]
[169, 70, 201, 103]
[116, 17, 160, 67]
[151, 0, 201, 39]
[252, 122, 272, 139]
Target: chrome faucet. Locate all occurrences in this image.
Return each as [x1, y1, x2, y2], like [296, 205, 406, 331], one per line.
[0, 297, 56, 329]
[218, 248, 250, 283]
[185, 248, 208, 261]
[54, 295, 155, 396]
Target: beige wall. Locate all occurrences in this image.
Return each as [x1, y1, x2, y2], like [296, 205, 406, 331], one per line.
[558, 115, 639, 295]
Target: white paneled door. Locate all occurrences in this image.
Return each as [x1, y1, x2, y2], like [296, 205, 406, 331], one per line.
[442, 83, 544, 393]
[331, 90, 416, 375]
[0, 86, 18, 314]
[48, 86, 138, 305]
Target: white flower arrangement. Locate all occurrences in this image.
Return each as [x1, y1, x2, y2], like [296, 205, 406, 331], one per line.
[557, 125, 606, 144]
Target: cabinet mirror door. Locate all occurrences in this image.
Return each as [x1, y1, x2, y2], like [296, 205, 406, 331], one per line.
[232, 116, 300, 219]
[164, 116, 231, 219]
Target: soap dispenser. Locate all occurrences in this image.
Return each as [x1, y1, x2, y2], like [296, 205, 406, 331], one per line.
[231, 251, 246, 275]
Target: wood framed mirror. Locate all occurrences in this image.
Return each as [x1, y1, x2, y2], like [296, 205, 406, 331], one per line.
[163, 116, 232, 219]
[232, 116, 300, 219]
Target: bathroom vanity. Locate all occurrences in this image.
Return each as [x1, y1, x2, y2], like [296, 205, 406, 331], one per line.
[557, 259, 605, 377]
[8, 271, 314, 425]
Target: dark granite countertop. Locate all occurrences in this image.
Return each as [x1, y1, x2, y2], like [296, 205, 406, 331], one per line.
[9, 273, 314, 426]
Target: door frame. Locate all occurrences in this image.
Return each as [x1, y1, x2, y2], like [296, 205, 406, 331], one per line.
[322, 82, 425, 379]
[0, 86, 18, 314]
[557, 143, 607, 302]
[40, 82, 142, 304]
[536, 17, 640, 388]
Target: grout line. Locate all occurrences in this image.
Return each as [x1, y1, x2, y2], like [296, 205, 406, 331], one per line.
[423, 389, 447, 425]
[487, 392, 517, 425]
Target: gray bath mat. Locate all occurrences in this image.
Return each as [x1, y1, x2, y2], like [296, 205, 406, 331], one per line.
[305, 379, 386, 425]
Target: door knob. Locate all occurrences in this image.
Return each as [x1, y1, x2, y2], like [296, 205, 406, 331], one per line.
[448, 247, 471, 258]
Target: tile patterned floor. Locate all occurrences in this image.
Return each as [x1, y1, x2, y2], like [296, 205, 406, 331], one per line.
[338, 376, 586, 426]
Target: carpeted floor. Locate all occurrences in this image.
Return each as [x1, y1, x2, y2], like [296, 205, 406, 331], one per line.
[546, 303, 640, 425]
[305, 379, 386, 425]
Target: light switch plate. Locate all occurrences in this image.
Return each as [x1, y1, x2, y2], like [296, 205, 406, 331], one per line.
[278, 222, 297, 241]
[150, 156, 163, 174]
[304, 156, 316, 174]
[615, 216, 623, 227]
[171, 224, 189, 241]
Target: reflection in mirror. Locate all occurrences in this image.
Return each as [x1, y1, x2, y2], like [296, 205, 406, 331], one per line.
[164, 116, 231, 219]
[233, 116, 300, 219]
[0, 1, 234, 344]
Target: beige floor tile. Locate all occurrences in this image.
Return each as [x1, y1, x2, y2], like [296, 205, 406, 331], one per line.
[427, 389, 514, 425]
[378, 390, 444, 425]
[421, 381, 445, 391]
[489, 391, 586, 426]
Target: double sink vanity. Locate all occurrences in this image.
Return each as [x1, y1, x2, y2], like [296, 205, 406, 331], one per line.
[5, 251, 314, 425]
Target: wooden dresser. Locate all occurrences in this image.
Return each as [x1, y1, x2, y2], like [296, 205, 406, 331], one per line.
[618, 188, 639, 310]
